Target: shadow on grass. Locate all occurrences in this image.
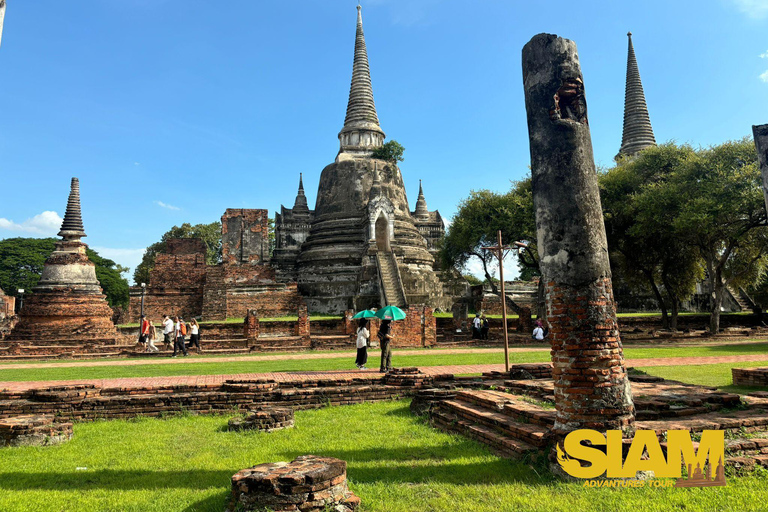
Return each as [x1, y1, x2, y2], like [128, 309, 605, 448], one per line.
[181, 492, 230, 512]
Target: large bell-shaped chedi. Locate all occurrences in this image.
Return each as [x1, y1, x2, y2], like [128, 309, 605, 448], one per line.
[7, 178, 118, 345]
[297, 5, 445, 313]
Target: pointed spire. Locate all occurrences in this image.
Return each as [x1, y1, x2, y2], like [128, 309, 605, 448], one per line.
[338, 5, 385, 155]
[58, 177, 87, 240]
[415, 180, 429, 220]
[293, 173, 309, 213]
[617, 32, 656, 159]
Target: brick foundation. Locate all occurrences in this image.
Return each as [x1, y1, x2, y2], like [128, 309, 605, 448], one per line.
[0, 414, 73, 447]
[227, 455, 360, 512]
[228, 406, 295, 432]
[733, 367, 768, 387]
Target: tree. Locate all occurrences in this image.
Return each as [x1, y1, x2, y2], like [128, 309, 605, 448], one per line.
[0, 237, 130, 308]
[601, 144, 703, 330]
[671, 139, 768, 332]
[440, 178, 543, 316]
[370, 140, 405, 164]
[133, 222, 222, 285]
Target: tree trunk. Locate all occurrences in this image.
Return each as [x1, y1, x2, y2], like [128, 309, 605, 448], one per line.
[670, 299, 679, 332]
[709, 266, 724, 334]
[643, 269, 669, 330]
[661, 273, 679, 332]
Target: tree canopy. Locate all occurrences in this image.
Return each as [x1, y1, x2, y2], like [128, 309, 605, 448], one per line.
[0, 237, 130, 308]
[132, 222, 222, 285]
[370, 140, 405, 164]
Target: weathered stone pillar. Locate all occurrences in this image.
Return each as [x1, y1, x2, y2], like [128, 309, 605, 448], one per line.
[752, 124, 768, 216]
[522, 33, 634, 438]
[244, 310, 259, 341]
[296, 303, 310, 342]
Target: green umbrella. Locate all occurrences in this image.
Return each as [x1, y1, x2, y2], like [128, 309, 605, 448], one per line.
[352, 309, 377, 319]
[374, 305, 407, 321]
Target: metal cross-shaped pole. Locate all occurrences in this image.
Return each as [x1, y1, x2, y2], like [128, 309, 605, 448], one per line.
[482, 230, 511, 371]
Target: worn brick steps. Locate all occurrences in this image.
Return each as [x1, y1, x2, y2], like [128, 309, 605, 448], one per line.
[636, 407, 768, 434]
[440, 399, 550, 447]
[429, 408, 538, 458]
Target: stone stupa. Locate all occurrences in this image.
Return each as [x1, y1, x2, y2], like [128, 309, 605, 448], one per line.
[616, 32, 656, 159]
[293, 5, 446, 313]
[7, 178, 118, 345]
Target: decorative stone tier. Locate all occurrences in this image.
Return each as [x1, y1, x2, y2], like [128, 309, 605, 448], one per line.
[228, 406, 295, 432]
[0, 414, 72, 447]
[227, 455, 360, 512]
[733, 367, 768, 387]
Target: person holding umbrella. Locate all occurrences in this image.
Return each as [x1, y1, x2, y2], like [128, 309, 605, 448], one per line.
[374, 305, 406, 373]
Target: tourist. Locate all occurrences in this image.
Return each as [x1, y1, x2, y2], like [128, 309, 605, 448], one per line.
[378, 319, 393, 372]
[472, 314, 481, 339]
[188, 319, 201, 353]
[173, 316, 188, 357]
[138, 315, 149, 346]
[355, 319, 369, 369]
[162, 315, 174, 348]
[480, 314, 489, 340]
[532, 319, 545, 341]
[146, 321, 160, 353]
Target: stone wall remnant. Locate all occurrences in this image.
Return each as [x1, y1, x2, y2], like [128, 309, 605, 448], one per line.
[522, 33, 635, 438]
[228, 406, 294, 432]
[0, 414, 73, 447]
[227, 455, 360, 512]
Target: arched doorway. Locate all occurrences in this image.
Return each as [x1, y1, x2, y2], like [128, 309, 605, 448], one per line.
[375, 214, 391, 252]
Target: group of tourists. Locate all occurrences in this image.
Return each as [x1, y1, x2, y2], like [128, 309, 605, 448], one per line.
[138, 315, 201, 356]
[471, 313, 490, 340]
[355, 318, 393, 372]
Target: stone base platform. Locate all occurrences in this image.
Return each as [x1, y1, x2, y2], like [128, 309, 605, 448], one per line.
[733, 367, 768, 387]
[228, 406, 295, 432]
[227, 455, 360, 512]
[427, 375, 768, 469]
[0, 414, 73, 447]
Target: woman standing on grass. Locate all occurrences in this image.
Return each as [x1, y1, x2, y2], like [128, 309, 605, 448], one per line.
[355, 319, 370, 369]
[189, 319, 201, 353]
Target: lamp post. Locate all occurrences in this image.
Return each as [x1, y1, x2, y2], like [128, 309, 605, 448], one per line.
[140, 283, 146, 319]
[17, 288, 24, 313]
[482, 230, 511, 372]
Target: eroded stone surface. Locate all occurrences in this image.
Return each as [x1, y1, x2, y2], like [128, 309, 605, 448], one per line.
[227, 455, 360, 512]
[228, 406, 295, 432]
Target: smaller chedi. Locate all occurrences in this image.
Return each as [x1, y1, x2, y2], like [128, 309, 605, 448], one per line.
[7, 178, 118, 345]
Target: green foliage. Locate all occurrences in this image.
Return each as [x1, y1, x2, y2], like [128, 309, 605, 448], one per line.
[133, 222, 222, 285]
[462, 274, 483, 286]
[370, 139, 405, 164]
[0, 237, 130, 308]
[440, 178, 538, 292]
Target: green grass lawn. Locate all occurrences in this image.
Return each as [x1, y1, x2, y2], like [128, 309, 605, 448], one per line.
[0, 400, 766, 512]
[1, 342, 767, 382]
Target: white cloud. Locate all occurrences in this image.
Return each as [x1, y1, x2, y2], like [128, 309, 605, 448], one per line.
[760, 70, 768, 82]
[0, 211, 62, 236]
[90, 247, 146, 278]
[761, 50, 768, 59]
[728, 0, 768, 19]
[154, 200, 181, 211]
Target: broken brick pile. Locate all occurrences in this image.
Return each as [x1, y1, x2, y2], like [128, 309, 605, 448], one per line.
[227, 455, 360, 512]
[0, 414, 72, 447]
[732, 367, 768, 387]
[383, 367, 429, 387]
[228, 406, 295, 432]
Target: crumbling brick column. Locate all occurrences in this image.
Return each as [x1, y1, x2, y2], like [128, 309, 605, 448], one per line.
[296, 304, 310, 342]
[753, 124, 768, 216]
[244, 310, 260, 341]
[343, 309, 355, 335]
[522, 33, 634, 437]
[517, 307, 532, 333]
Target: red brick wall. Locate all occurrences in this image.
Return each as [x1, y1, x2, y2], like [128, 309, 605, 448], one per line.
[221, 209, 270, 265]
[368, 305, 436, 347]
[546, 278, 634, 434]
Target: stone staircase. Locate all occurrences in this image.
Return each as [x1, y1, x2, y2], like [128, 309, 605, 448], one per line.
[376, 252, 406, 307]
[429, 389, 554, 459]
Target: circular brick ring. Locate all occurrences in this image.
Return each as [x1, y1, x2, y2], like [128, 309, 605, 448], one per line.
[228, 406, 295, 432]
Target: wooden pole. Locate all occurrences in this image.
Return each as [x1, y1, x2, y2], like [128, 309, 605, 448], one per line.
[497, 230, 510, 371]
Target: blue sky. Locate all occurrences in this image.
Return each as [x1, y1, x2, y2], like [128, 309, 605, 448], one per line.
[1, 0, 767, 282]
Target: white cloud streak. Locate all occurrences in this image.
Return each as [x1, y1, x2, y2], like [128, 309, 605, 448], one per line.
[154, 200, 181, 211]
[91, 246, 146, 277]
[728, 0, 768, 19]
[0, 211, 62, 236]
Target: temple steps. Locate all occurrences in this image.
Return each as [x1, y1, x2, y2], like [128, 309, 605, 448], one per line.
[429, 389, 553, 458]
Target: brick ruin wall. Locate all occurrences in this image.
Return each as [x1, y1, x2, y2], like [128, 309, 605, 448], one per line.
[222, 209, 270, 266]
[732, 367, 768, 387]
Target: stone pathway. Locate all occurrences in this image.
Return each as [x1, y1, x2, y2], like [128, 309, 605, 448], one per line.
[0, 340, 764, 371]
[1, 353, 767, 393]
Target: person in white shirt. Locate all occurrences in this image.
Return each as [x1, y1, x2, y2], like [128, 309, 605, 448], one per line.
[532, 320, 545, 341]
[146, 321, 160, 353]
[188, 319, 201, 353]
[472, 314, 482, 339]
[173, 316, 188, 357]
[162, 315, 174, 348]
[355, 319, 370, 369]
